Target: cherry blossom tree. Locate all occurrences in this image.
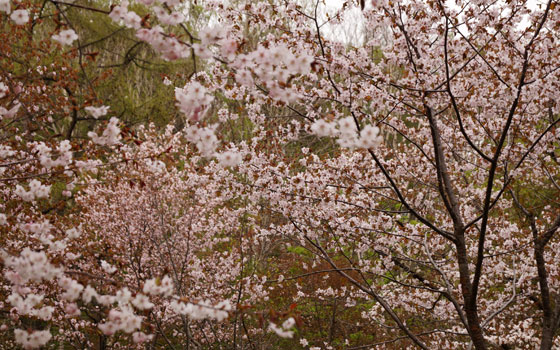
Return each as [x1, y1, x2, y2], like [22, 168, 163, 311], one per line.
[2, 0, 560, 349]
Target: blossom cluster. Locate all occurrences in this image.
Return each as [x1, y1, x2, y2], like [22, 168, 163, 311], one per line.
[85, 105, 109, 119]
[13, 329, 52, 350]
[152, 6, 184, 25]
[14, 180, 51, 202]
[8, 293, 54, 321]
[169, 299, 232, 321]
[0, 81, 8, 98]
[34, 140, 73, 169]
[58, 277, 84, 301]
[184, 124, 220, 157]
[216, 150, 242, 168]
[51, 29, 78, 46]
[310, 117, 383, 149]
[239, 44, 313, 103]
[108, 0, 142, 29]
[2, 248, 62, 284]
[135, 25, 187, 61]
[142, 276, 174, 297]
[98, 307, 143, 335]
[175, 81, 214, 122]
[88, 117, 121, 146]
[269, 317, 296, 338]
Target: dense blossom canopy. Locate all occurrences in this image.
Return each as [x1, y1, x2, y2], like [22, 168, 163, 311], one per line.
[1, 0, 560, 349]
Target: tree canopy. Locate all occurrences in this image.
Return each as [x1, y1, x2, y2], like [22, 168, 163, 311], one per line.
[1, 0, 560, 349]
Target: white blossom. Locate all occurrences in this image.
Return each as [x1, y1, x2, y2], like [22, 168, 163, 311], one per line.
[101, 260, 117, 274]
[14, 329, 52, 349]
[58, 277, 84, 301]
[52, 29, 78, 46]
[0, 0, 11, 14]
[216, 151, 242, 168]
[0, 82, 8, 98]
[85, 105, 109, 119]
[10, 9, 29, 25]
[310, 119, 338, 137]
[131, 294, 154, 310]
[14, 180, 51, 202]
[143, 276, 174, 296]
[88, 117, 121, 146]
[132, 332, 154, 344]
[269, 317, 296, 338]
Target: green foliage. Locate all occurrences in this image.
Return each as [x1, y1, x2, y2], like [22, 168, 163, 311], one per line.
[286, 245, 313, 258]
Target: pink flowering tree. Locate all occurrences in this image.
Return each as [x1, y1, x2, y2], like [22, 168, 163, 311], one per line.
[73, 125, 273, 348]
[2, 0, 560, 349]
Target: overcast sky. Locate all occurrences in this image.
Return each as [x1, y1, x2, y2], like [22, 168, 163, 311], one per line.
[320, 0, 547, 45]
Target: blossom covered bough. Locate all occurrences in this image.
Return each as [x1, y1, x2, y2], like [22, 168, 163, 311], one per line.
[1, 0, 560, 349]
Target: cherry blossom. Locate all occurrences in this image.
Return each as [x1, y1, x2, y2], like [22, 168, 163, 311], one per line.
[14, 180, 51, 201]
[0, 0, 10, 14]
[0, 82, 8, 98]
[269, 317, 296, 338]
[216, 150, 242, 167]
[84, 105, 109, 119]
[10, 9, 28, 25]
[2, 0, 560, 349]
[13, 329, 51, 350]
[51, 29, 78, 46]
[87, 117, 121, 146]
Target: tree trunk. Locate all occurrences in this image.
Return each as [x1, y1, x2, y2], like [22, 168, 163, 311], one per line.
[540, 326, 555, 350]
[456, 236, 487, 350]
